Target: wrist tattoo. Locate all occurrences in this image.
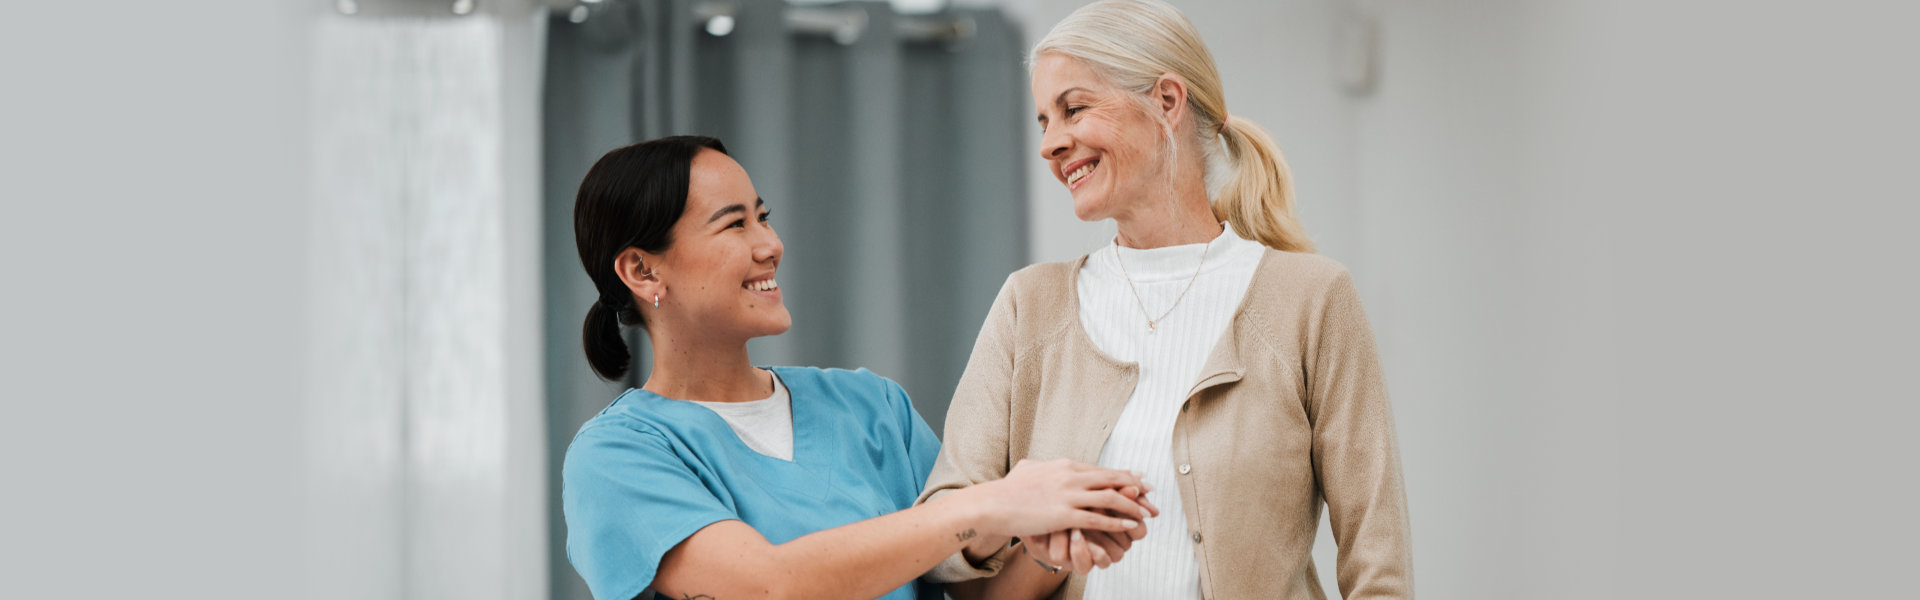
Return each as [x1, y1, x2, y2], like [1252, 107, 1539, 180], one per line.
[955, 528, 978, 542]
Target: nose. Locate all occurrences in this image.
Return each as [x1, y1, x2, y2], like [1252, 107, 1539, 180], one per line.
[753, 220, 783, 266]
[1039, 124, 1071, 162]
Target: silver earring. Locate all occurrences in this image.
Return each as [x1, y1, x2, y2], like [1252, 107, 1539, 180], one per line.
[653, 293, 660, 308]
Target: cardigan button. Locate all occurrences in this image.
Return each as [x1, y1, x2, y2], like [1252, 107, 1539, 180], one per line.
[1178, 463, 1192, 475]
[1191, 532, 1203, 543]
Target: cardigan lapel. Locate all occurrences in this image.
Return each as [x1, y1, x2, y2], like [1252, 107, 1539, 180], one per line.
[1186, 318, 1247, 402]
[1183, 251, 1275, 403]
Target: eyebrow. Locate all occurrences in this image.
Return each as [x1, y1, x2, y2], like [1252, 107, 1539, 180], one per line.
[706, 197, 767, 224]
[1037, 87, 1091, 126]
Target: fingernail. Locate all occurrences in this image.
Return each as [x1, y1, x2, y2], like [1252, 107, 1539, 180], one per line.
[1122, 520, 1139, 529]
[1071, 529, 1083, 540]
[1132, 470, 1146, 478]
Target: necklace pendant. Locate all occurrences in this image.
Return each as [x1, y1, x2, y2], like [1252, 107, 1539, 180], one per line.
[1147, 321, 1156, 334]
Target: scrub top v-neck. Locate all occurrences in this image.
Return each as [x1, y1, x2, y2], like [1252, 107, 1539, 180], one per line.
[563, 366, 943, 600]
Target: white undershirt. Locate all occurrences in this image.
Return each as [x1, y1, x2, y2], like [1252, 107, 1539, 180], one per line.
[688, 370, 794, 462]
[1078, 222, 1263, 599]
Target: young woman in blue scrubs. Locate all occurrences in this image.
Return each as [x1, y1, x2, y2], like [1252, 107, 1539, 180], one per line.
[563, 136, 1158, 600]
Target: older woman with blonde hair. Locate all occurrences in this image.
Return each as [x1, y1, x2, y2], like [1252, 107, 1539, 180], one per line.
[920, 1, 1413, 598]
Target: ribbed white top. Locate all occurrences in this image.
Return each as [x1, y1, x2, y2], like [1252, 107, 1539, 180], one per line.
[1078, 222, 1263, 599]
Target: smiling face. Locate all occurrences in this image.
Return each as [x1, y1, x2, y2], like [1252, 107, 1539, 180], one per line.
[1032, 52, 1171, 223]
[646, 149, 790, 340]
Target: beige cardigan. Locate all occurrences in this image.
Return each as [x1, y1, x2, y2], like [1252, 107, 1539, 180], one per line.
[918, 250, 1413, 599]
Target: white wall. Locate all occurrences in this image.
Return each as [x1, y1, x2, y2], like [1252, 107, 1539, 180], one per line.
[1348, 1, 1918, 596]
[0, 1, 315, 599]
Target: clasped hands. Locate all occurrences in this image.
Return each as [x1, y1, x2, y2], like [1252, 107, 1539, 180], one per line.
[1021, 480, 1156, 574]
[984, 458, 1161, 575]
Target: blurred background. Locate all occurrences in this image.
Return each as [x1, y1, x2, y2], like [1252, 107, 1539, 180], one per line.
[3, 0, 1916, 598]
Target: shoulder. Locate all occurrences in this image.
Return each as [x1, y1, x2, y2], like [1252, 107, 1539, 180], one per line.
[1250, 250, 1362, 300]
[563, 394, 680, 474]
[571, 389, 668, 442]
[986, 257, 1084, 328]
[1242, 250, 1366, 320]
[1001, 258, 1079, 298]
[1253, 249, 1352, 287]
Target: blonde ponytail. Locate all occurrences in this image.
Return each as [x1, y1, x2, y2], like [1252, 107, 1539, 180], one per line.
[1214, 115, 1314, 252]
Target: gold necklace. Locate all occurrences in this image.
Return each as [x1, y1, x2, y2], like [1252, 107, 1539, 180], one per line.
[1112, 231, 1216, 334]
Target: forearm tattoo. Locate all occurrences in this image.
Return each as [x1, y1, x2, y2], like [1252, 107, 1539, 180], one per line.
[955, 528, 978, 542]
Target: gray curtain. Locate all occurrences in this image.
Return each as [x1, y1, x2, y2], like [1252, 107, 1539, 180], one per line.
[542, 1, 1028, 598]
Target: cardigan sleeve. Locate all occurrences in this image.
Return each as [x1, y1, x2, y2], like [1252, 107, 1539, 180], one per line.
[1305, 268, 1415, 599]
[914, 275, 1024, 582]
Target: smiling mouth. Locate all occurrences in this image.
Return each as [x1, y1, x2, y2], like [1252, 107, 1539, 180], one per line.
[1066, 160, 1098, 188]
[744, 278, 779, 292]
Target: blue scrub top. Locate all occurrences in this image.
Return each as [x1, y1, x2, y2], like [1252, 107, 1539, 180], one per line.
[563, 366, 944, 600]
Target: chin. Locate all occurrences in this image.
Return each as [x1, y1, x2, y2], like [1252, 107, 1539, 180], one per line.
[1072, 198, 1111, 222]
[752, 311, 794, 338]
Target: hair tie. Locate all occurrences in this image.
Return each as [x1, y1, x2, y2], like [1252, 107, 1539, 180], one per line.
[1218, 113, 1231, 135]
[596, 295, 631, 312]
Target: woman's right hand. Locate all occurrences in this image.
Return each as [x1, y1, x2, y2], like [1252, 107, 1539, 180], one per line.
[964, 458, 1151, 539]
[1024, 480, 1158, 574]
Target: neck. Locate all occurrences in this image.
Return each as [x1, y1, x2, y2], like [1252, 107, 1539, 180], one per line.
[1113, 162, 1221, 249]
[640, 325, 771, 403]
[1114, 195, 1221, 250]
